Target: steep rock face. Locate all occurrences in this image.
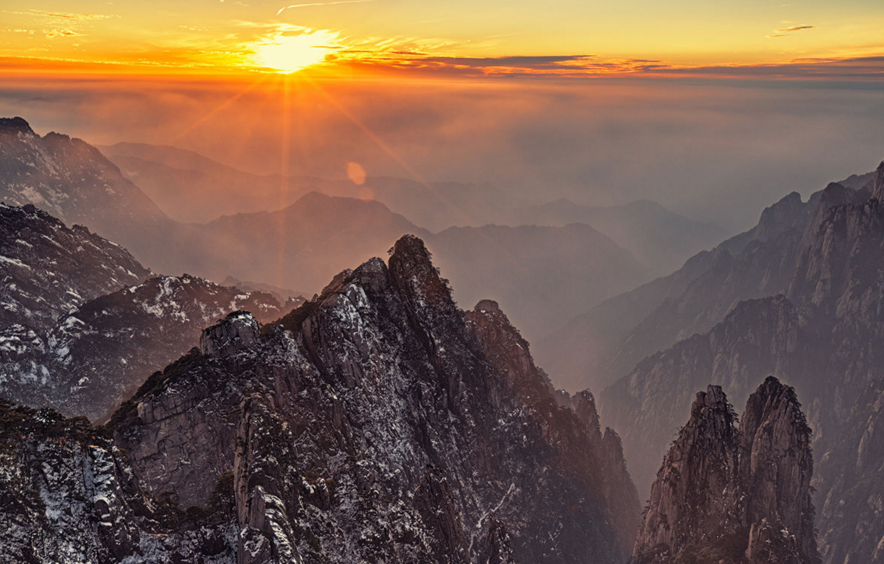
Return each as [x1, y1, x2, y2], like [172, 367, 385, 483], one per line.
[104, 235, 640, 564]
[0, 203, 149, 332]
[1, 274, 292, 422]
[871, 160, 884, 201]
[632, 378, 818, 564]
[816, 380, 884, 564]
[739, 378, 816, 561]
[466, 299, 642, 555]
[0, 400, 238, 564]
[633, 387, 742, 559]
[603, 294, 805, 492]
[200, 311, 261, 357]
[783, 165, 884, 563]
[0, 117, 173, 264]
[605, 162, 884, 564]
[537, 187, 820, 391]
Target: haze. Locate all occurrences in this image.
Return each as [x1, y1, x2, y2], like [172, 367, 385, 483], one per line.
[2, 75, 883, 231]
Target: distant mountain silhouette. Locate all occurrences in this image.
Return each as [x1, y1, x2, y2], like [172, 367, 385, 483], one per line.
[101, 141, 520, 229]
[514, 198, 728, 274]
[535, 172, 875, 393]
[100, 141, 725, 279]
[5, 120, 649, 345]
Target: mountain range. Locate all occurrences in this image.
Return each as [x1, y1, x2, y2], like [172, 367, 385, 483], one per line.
[2, 118, 652, 342]
[601, 162, 884, 563]
[0, 235, 641, 564]
[3, 113, 883, 564]
[0, 203, 296, 422]
[535, 172, 876, 392]
[100, 140, 727, 276]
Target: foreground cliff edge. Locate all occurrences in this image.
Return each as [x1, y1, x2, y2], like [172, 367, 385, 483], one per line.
[0, 234, 639, 564]
[632, 377, 819, 564]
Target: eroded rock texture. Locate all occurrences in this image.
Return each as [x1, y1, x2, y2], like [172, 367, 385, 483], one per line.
[1, 235, 640, 564]
[632, 377, 818, 564]
[603, 162, 884, 563]
[0, 205, 294, 421]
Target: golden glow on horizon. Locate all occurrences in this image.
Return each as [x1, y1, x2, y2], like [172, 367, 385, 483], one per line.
[250, 29, 339, 73]
[0, 0, 882, 80]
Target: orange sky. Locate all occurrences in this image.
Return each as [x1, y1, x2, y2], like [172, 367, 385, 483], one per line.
[1, 1, 883, 80]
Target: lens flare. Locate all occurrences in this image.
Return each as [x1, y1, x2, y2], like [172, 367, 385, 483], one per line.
[347, 162, 366, 185]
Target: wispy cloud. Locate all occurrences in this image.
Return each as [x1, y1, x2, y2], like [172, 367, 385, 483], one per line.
[322, 48, 884, 81]
[277, 0, 373, 15]
[328, 51, 668, 77]
[768, 24, 816, 38]
[652, 55, 884, 80]
[44, 29, 82, 38]
[8, 9, 116, 21]
[777, 24, 816, 32]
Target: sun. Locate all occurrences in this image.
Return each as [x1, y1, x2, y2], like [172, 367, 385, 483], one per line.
[252, 30, 338, 74]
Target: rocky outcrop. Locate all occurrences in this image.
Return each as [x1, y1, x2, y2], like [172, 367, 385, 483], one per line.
[201, 312, 261, 357]
[870, 160, 884, 201]
[632, 377, 819, 564]
[0, 117, 173, 265]
[537, 184, 824, 392]
[0, 203, 149, 332]
[94, 234, 642, 564]
[603, 294, 803, 492]
[1, 273, 293, 422]
[0, 399, 237, 564]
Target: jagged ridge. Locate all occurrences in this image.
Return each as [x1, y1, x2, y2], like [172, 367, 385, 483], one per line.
[632, 377, 818, 564]
[1, 234, 640, 564]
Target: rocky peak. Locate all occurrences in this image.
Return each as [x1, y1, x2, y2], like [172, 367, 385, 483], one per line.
[690, 384, 734, 424]
[740, 376, 816, 562]
[97, 234, 643, 564]
[0, 116, 35, 136]
[466, 299, 552, 404]
[754, 191, 807, 243]
[632, 377, 819, 564]
[388, 234, 454, 310]
[200, 311, 261, 357]
[872, 160, 884, 201]
[631, 386, 741, 562]
[569, 390, 604, 441]
[0, 203, 149, 332]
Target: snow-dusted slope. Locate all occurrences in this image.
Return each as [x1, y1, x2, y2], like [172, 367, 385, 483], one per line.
[2, 274, 296, 422]
[0, 117, 170, 246]
[0, 203, 297, 422]
[0, 203, 149, 332]
[0, 235, 641, 564]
